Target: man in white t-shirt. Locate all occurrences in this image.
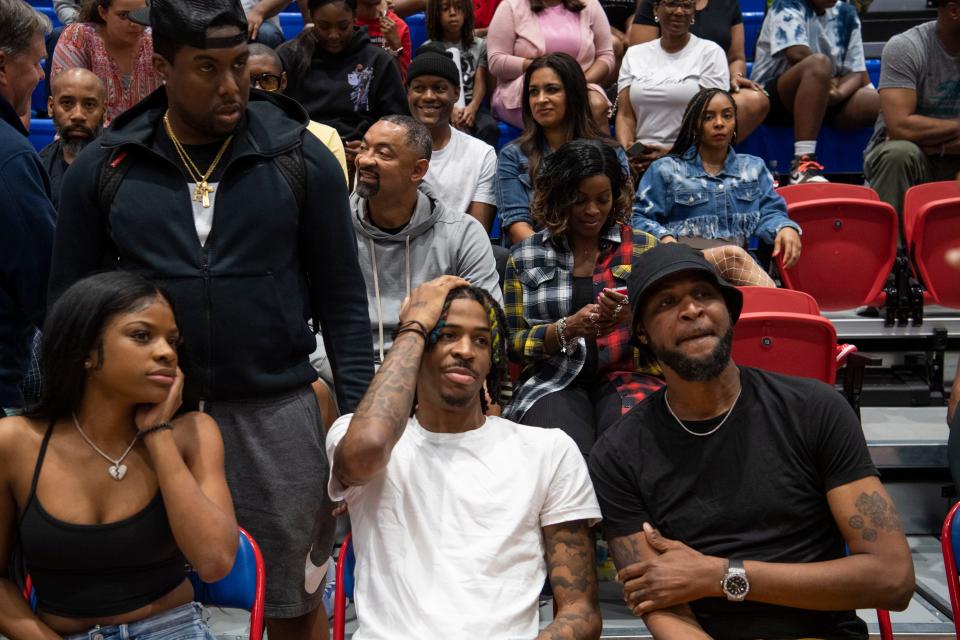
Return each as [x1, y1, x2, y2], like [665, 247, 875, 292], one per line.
[406, 45, 498, 231]
[327, 276, 603, 640]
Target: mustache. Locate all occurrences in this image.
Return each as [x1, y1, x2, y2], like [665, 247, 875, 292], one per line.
[444, 357, 477, 376]
[60, 123, 98, 138]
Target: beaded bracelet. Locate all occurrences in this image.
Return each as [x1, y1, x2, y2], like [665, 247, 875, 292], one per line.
[139, 422, 174, 439]
[391, 320, 430, 342]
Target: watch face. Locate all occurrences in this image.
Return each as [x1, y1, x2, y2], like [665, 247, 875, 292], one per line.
[725, 575, 749, 598]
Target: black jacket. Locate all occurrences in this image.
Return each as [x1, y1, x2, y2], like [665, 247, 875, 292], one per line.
[278, 27, 408, 141]
[38, 139, 68, 210]
[0, 96, 55, 408]
[50, 88, 374, 410]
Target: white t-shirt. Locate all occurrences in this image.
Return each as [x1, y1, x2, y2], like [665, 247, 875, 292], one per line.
[618, 35, 729, 147]
[189, 181, 218, 246]
[422, 126, 497, 216]
[326, 414, 601, 640]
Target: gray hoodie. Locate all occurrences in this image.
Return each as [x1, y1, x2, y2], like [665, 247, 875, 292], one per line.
[351, 183, 503, 363]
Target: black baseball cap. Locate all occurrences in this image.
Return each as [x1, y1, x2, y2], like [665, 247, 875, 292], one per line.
[129, 0, 248, 50]
[627, 243, 743, 347]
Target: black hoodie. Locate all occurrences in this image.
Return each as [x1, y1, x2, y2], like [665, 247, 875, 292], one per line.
[278, 27, 408, 141]
[49, 88, 374, 411]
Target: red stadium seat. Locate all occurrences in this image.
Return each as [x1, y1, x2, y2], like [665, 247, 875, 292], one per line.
[778, 183, 880, 204]
[776, 198, 898, 310]
[739, 286, 820, 315]
[903, 181, 960, 309]
[732, 311, 839, 384]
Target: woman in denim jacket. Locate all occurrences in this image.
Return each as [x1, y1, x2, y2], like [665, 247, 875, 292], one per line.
[633, 88, 802, 267]
[495, 54, 627, 246]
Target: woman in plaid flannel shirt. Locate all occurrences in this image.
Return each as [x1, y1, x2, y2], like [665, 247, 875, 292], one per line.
[502, 139, 663, 455]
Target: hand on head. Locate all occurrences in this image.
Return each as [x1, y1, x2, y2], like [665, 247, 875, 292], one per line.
[399, 276, 471, 331]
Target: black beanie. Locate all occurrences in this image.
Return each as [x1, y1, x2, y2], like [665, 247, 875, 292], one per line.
[406, 47, 461, 89]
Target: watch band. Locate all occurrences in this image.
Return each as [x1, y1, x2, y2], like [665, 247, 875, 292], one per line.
[728, 558, 744, 572]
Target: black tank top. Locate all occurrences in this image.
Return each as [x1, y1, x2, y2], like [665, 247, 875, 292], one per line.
[18, 422, 187, 617]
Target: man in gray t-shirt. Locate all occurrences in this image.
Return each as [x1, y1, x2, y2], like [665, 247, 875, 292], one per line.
[864, 3, 960, 219]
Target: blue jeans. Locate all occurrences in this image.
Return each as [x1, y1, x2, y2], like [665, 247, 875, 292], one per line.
[63, 603, 215, 640]
[252, 21, 285, 48]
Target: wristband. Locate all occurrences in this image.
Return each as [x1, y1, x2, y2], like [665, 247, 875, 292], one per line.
[392, 320, 429, 341]
[139, 422, 174, 439]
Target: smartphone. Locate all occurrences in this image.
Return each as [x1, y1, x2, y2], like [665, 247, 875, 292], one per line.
[610, 286, 629, 295]
[627, 141, 652, 158]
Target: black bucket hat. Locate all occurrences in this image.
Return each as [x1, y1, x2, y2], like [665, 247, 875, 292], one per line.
[627, 243, 743, 348]
[129, 0, 248, 50]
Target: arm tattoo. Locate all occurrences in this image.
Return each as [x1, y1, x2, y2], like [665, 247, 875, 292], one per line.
[336, 334, 424, 485]
[848, 491, 903, 542]
[608, 534, 646, 571]
[537, 520, 601, 640]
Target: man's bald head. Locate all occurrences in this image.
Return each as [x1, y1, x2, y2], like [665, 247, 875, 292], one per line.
[50, 67, 105, 102]
[48, 67, 106, 162]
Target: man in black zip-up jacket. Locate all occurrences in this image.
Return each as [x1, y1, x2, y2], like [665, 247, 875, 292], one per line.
[49, 0, 373, 635]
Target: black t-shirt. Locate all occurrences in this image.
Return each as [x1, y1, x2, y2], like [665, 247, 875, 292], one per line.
[634, 0, 742, 53]
[589, 367, 877, 640]
[600, 0, 638, 32]
[153, 122, 234, 185]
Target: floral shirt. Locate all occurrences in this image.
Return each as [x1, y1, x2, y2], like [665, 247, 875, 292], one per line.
[503, 223, 662, 420]
[51, 23, 161, 125]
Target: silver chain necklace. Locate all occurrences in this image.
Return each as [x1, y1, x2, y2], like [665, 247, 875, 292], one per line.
[72, 413, 139, 481]
[664, 386, 742, 437]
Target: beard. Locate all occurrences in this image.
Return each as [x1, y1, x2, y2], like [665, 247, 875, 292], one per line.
[355, 175, 380, 199]
[649, 325, 734, 382]
[59, 122, 102, 157]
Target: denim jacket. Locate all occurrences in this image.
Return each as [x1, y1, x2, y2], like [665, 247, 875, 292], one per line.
[632, 146, 799, 245]
[496, 141, 630, 239]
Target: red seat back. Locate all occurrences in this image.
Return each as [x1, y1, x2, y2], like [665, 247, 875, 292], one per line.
[778, 183, 880, 205]
[732, 312, 838, 384]
[777, 198, 898, 310]
[738, 287, 821, 315]
[903, 181, 959, 247]
[908, 194, 960, 308]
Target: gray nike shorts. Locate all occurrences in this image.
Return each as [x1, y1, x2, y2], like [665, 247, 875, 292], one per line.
[203, 385, 335, 619]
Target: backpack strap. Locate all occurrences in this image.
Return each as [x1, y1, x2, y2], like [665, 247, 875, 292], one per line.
[272, 146, 307, 213]
[96, 148, 132, 267]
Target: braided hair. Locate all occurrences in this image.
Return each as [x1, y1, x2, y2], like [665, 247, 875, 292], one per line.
[668, 88, 738, 157]
[426, 285, 511, 414]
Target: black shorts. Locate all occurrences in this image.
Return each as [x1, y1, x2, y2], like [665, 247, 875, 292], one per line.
[764, 75, 850, 128]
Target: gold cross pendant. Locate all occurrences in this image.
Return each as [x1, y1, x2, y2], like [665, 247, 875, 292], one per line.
[193, 181, 215, 208]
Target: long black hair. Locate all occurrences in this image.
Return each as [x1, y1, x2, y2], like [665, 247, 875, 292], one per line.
[425, 0, 474, 48]
[669, 87, 738, 157]
[426, 285, 510, 413]
[284, 0, 359, 72]
[532, 138, 633, 238]
[517, 53, 606, 186]
[28, 272, 179, 421]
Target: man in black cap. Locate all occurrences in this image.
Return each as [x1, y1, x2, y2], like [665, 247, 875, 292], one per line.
[588, 243, 914, 640]
[49, 0, 373, 637]
[406, 45, 496, 230]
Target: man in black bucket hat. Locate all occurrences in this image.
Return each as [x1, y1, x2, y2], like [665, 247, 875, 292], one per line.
[49, 1, 373, 637]
[588, 243, 914, 640]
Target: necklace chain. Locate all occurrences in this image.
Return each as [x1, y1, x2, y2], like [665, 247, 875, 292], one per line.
[72, 413, 139, 479]
[162, 111, 233, 208]
[664, 386, 742, 437]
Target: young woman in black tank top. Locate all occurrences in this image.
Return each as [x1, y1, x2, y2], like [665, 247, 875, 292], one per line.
[0, 272, 237, 640]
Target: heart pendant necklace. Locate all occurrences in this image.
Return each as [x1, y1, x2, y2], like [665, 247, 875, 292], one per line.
[72, 413, 139, 481]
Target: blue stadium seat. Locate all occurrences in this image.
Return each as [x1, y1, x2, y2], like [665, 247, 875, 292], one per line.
[743, 11, 763, 61]
[28, 119, 56, 152]
[31, 79, 47, 118]
[735, 124, 873, 175]
[496, 121, 522, 152]
[738, 0, 766, 12]
[407, 12, 427, 55]
[866, 58, 880, 87]
[279, 12, 304, 40]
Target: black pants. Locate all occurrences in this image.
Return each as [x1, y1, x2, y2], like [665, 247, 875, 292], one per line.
[521, 381, 622, 457]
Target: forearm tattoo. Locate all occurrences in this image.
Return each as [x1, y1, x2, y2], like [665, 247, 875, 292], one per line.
[353, 333, 423, 431]
[848, 491, 903, 542]
[538, 521, 601, 640]
[608, 534, 645, 570]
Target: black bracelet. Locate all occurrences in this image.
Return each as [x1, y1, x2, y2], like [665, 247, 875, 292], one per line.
[139, 422, 174, 439]
[391, 320, 430, 341]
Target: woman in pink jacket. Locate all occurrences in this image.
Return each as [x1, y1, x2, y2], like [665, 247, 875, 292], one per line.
[487, 0, 614, 129]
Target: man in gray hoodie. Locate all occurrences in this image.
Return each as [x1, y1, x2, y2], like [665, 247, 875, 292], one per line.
[312, 114, 501, 389]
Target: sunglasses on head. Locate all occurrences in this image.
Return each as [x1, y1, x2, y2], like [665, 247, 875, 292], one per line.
[251, 73, 283, 92]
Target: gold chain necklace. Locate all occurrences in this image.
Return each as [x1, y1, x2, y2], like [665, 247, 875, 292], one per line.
[163, 111, 234, 208]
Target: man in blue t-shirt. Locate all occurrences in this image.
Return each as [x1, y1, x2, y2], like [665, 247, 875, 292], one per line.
[751, 0, 878, 184]
[589, 243, 915, 639]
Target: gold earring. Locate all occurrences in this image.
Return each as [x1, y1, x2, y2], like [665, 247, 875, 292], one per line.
[84, 360, 92, 368]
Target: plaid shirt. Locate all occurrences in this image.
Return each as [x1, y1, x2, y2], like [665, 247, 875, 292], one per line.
[502, 224, 663, 421]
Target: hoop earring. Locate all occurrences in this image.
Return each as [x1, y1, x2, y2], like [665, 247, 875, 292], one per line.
[654, 15, 660, 22]
[732, 130, 738, 143]
[690, 16, 695, 24]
